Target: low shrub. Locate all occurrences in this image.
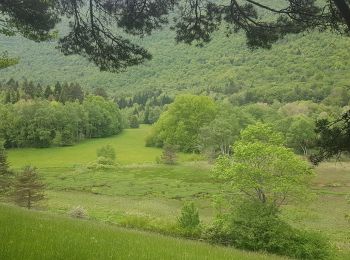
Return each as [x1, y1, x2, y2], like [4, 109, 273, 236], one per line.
[178, 202, 200, 229]
[117, 213, 202, 239]
[177, 202, 202, 238]
[118, 214, 179, 236]
[96, 156, 114, 165]
[96, 145, 116, 162]
[204, 201, 332, 259]
[68, 206, 88, 219]
[86, 161, 117, 170]
[160, 144, 178, 165]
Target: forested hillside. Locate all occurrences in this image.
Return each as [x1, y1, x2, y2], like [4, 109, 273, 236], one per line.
[0, 23, 349, 97]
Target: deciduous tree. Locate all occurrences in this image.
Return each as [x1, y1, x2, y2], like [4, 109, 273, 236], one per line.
[213, 125, 313, 207]
[147, 95, 217, 152]
[198, 106, 252, 158]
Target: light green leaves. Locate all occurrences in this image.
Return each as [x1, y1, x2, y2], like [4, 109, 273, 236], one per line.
[213, 123, 314, 207]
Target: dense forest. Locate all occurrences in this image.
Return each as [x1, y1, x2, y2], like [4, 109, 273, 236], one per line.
[1, 28, 349, 100]
[0, 80, 123, 148]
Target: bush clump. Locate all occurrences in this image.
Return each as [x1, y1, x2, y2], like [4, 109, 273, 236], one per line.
[68, 206, 88, 219]
[177, 202, 201, 237]
[96, 145, 116, 163]
[86, 145, 118, 170]
[160, 144, 178, 165]
[204, 201, 332, 259]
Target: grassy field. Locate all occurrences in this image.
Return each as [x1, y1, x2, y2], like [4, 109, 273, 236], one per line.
[0, 205, 285, 260]
[4, 126, 350, 259]
[7, 125, 200, 168]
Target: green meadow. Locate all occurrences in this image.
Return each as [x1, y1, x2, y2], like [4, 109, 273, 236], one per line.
[3, 126, 350, 259]
[7, 125, 200, 168]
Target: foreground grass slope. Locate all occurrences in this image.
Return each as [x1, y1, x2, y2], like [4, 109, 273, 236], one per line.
[0, 205, 283, 260]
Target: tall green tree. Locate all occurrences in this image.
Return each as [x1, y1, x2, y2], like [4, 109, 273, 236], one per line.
[147, 95, 217, 152]
[286, 116, 317, 155]
[83, 95, 123, 138]
[198, 106, 252, 157]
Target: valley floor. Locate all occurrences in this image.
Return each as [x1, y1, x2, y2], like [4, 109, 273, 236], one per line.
[2, 126, 350, 259]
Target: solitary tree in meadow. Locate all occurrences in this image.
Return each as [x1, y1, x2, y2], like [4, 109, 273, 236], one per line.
[213, 123, 314, 207]
[147, 94, 217, 152]
[13, 166, 45, 209]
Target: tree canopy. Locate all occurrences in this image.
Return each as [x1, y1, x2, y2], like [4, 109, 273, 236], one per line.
[311, 110, 350, 164]
[146, 94, 217, 152]
[213, 123, 314, 207]
[1, 0, 350, 71]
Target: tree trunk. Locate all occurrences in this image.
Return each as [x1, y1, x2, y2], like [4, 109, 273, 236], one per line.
[333, 0, 350, 29]
[300, 145, 308, 156]
[27, 191, 31, 209]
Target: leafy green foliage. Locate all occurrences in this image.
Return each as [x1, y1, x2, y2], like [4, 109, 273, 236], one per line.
[83, 96, 123, 138]
[0, 95, 123, 148]
[0, 0, 58, 42]
[96, 145, 116, 163]
[88, 145, 118, 169]
[239, 123, 284, 145]
[198, 105, 253, 157]
[178, 202, 200, 232]
[0, 52, 18, 69]
[213, 124, 314, 207]
[1, 25, 349, 103]
[147, 95, 217, 152]
[286, 116, 317, 155]
[128, 115, 140, 128]
[205, 201, 332, 259]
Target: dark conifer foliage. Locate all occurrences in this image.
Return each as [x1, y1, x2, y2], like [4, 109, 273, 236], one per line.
[13, 166, 45, 209]
[311, 111, 350, 164]
[0, 140, 11, 192]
